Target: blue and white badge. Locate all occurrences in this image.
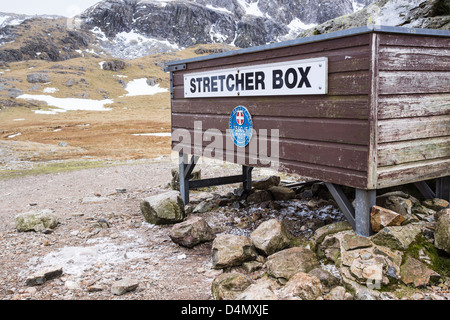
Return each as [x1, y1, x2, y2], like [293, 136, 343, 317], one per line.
[229, 106, 253, 148]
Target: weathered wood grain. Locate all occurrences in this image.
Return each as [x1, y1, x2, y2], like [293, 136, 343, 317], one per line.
[378, 94, 450, 119]
[378, 137, 450, 166]
[378, 46, 450, 71]
[378, 71, 450, 95]
[378, 115, 450, 143]
[377, 158, 450, 189]
[172, 95, 370, 119]
[172, 114, 369, 145]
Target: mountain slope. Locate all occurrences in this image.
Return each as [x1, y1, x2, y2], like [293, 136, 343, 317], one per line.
[298, 0, 450, 38]
[80, 0, 373, 58]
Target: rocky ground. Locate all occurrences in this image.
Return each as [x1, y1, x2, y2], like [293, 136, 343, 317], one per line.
[1, 155, 449, 301]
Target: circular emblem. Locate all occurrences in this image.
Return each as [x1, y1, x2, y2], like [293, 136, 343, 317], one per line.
[229, 106, 253, 148]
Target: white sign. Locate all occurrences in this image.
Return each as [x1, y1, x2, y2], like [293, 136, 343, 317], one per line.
[184, 57, 328, 98]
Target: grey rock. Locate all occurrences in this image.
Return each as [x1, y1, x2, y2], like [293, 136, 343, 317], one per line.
[211, 272, 253, 300]
[26, 267, 63, 286]
[169, 216, 216, 248]
[15, 209, 58, 232]
[101, 59, 126, 71]
[268, 186, 295, 201]
[250, 219, 291, 256]
[252, 176, 280, 190]
[308, 267, 340, 291]
[27, 73, 49, 83]
[246, 190, 273, 204]
[140, 191, 186, 225]
[212, 234, 257, 269]
[371, 224, 421, 251]
[111, 278, 139, 295]
[266, 247, 320, 282]
[278, 272, 323, 300]
[434, 211, 450, 254]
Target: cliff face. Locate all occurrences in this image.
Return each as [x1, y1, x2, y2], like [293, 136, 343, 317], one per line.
[298, 0, 450, 38]
[3, 0, 448, 62]
[80, 0, 372, 58]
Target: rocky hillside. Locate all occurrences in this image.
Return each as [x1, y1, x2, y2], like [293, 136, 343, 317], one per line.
[81, 0, 373, 58]
[299, 0, 450, 37]
[0, 0, 374, 62]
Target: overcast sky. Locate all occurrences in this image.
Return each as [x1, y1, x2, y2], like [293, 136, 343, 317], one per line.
[0, 0, 101, 17]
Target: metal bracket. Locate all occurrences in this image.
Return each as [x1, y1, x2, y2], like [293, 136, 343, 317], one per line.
[164, 64, 186, 73]
[414, 181, 436, 199]
[325, 183, 375, 237]
[414, 176, 449, 202]
[178, 153, 253, 205]
[436, 176, 450, 202]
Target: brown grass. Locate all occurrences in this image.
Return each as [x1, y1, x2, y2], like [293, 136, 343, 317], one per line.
[0, 43, 237, 162]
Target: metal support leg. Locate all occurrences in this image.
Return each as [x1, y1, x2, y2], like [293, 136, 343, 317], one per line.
[355, 189, 376, 237]
[179, 153, 190, 205]
[414, 181, 436, 200]
[436, 176, 450, 202]
[325, 183, 356, 230]
[179, 152, 254, 205]
[243, 166, 253, 192]
[325, 183, 375, 237]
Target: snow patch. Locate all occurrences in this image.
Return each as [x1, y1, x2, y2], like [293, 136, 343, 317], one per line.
[7, 133, 22, 138]
[280, 18, 317, 40]
[26, 233, 152, 277]
[16, 94, 113, 114]
[237, 0, 264, 17]
[132, 133, 171, 137]
[43, 87, 59, 94]
[121, 78, 168, 97]
[206, 5, 232, 15]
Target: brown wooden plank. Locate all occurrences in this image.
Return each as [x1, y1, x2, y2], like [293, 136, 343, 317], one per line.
[377, 158, 450, 189]
[378, 33, 450, 49]
[378, 115, 450, 143]
[172, 95, 369, 119]
[281, 159, 368, 190]
[378, 94, 450, 119]
[186, 34, 371, 71]
[378, 71, 450, 95]
[172, 129, 368, 171]
[378, 137, 450, 167]
[172, 114, 369, 145]
[173, 141, 369, 189]
[378, 46, 450, 71]
[172, 70, 371, 99]
[173, 46, 371, 87]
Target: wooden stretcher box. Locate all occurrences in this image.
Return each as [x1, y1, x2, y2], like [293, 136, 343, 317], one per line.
[165, 26, 450, 236]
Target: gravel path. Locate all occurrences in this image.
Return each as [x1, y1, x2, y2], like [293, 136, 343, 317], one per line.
[0, 157, 230, 300]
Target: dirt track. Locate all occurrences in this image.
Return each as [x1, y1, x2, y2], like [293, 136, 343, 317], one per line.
[0, 157, 231, 300]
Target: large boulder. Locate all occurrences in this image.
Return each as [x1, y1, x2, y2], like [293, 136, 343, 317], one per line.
[312, 221, 353, 250]
[15, 209, 58, 232]
[212, 234, 257, 269]
[169, 216, 215, 248]
[26, 73, 49, 83]
[278, 272, 323, 300]
[265, 247, 320, 282]
[370, 224, 421, 251]
[246, 190, 273, 204]
[422, 198, 449, 212]
[211, 272, 253, 300]
[434, 211, 450, 254]
[268, 186, 295, 201]
[252, 176, 280, 190]
[237, 278, 279, 300]
[140, 191, 185, 225]
[400, 256, 441, 287]
[370, 206, 405, 232]
[250, 219, 291, 256]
